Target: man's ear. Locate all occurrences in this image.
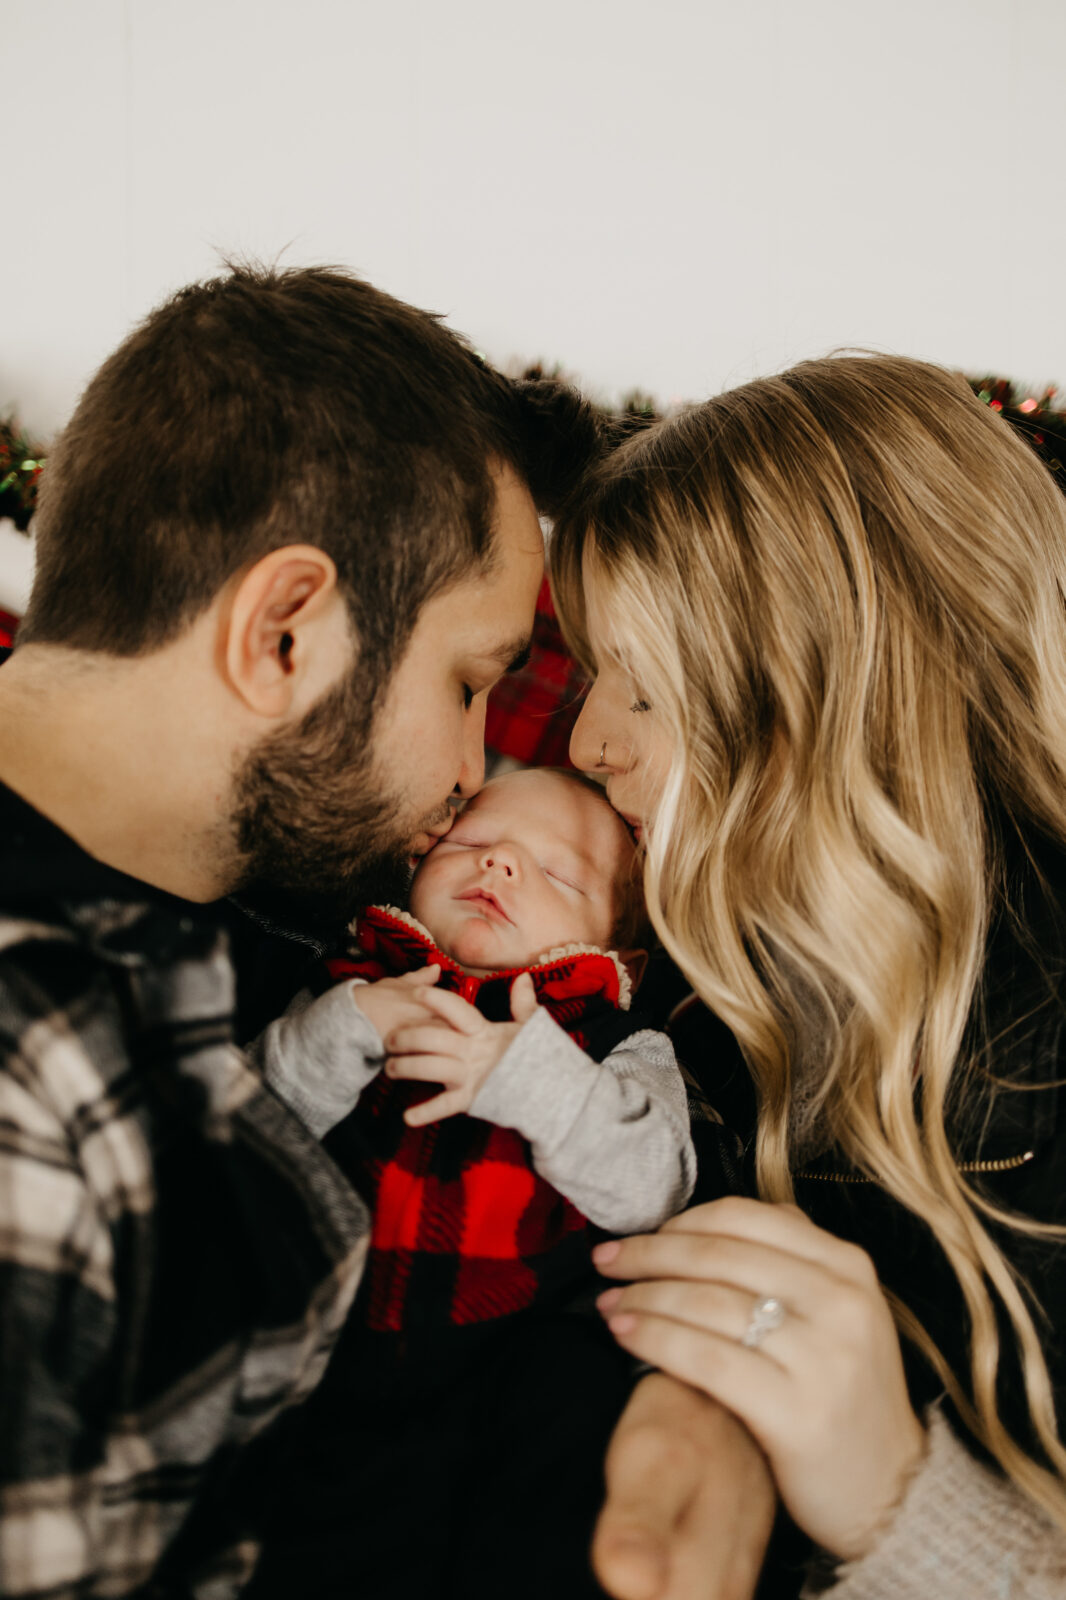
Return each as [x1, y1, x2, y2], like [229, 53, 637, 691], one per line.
[617, 947, 649, 993]
[222, 545, 349, 717]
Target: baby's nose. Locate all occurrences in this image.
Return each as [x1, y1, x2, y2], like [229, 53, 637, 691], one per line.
[480, 850, 515, 878]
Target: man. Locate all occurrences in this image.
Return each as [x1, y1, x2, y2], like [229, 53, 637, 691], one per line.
[0, 265, 773, 1598]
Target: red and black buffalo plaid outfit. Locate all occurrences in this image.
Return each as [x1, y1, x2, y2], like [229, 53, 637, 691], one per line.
[241, 906, 650, 1600]
[323, 904, 646, 1337]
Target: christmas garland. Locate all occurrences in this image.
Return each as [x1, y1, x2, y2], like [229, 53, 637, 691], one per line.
[3, 369, 1065, 542]
[0, 416, 45, 531]
[968, 375, 1066, 483]
[520, 363, 1066, 488]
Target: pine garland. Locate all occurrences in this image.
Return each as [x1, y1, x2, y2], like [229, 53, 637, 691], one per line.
[522, 363, 1066, 482]
[968, 375, 1066, 484]
[0, 417, 45, 532]
[2, 368, 1065, 540]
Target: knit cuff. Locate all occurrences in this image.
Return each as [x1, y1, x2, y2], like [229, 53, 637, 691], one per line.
[469, 1005, 593, 1147]
[259, 981, 385, 1140]
[802, 1406, 1066, 1600]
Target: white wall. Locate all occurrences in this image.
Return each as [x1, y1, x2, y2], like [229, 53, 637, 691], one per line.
[5, 0, 1065, 441]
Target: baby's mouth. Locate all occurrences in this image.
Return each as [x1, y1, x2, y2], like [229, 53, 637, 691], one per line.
[458, 887, 513, 925]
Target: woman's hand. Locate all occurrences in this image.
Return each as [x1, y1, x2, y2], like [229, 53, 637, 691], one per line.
[593, 1197, 926, 1562]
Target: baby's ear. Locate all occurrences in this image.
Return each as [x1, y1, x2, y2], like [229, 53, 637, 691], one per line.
[616, 948, 649, 993]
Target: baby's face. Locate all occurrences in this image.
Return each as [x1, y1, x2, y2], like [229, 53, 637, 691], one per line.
[409, 769, 636, 974]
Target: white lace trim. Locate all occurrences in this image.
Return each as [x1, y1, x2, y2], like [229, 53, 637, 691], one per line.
[347, 908, 632, 1010]
[348, 905, 435, 944]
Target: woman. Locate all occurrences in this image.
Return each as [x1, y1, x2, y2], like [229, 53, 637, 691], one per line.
[551, 354, 1066, 1595]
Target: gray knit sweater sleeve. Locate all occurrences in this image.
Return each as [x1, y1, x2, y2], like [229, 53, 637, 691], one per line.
[802, 1406, 1066, 1600]
[470, 1005, 696, 1233]
[249, 982, 385, 1140]
[253, 987, 696, 1229]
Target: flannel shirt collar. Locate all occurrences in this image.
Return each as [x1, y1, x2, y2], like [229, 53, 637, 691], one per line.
[0, 778, 221, 964]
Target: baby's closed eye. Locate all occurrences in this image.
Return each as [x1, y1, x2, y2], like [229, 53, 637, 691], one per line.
[545, 866, 585, 894]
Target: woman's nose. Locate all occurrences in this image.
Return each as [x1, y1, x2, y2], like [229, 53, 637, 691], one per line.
[568, 697, 603, 774]
[570, 692, 626, 774]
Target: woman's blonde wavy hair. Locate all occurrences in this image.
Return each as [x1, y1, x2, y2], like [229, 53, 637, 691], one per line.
[551, 353, 1066, 1527]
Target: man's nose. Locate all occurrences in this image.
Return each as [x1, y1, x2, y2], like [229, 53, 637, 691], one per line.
[455, 700, 487, 798]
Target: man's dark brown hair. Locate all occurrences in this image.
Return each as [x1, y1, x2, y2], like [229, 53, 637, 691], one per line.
[19, 263, 596, 703]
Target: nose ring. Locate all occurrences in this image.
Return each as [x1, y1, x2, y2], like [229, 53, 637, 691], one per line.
[598, 740, 607, 768]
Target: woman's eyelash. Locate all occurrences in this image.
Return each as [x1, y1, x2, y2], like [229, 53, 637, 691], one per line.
[630, 699, 651, 713]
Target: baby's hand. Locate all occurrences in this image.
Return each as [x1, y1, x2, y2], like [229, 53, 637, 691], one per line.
[351, 965, 442, 1048]
[384, 973, 540, 1126]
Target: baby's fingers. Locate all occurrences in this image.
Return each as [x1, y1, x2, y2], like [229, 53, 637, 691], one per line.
[417, 984, 485, 1035]
[385, 1046, 458, 1084]
[510, 971, 539, 1024]
[404, 1088, 468, 1126]
[398, 963, 441, 986]
[386, 1022, 463, 1059]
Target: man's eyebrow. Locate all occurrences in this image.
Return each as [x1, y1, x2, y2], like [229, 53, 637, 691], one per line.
[478, 637, 532, 673]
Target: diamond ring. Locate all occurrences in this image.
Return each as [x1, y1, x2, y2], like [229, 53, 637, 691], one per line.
[741, 1294, 786, 1349]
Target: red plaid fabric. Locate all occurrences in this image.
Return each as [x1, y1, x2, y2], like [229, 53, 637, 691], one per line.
[324, 906, 638, 1333]
[484, 577, 586, 767]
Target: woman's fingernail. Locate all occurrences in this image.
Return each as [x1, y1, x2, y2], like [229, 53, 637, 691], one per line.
[608, 1313, 638, 1337]
[592, 1240, 621, 1266]
[596, 1287, 623, 1313]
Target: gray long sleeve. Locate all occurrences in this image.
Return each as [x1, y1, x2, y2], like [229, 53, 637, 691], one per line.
[470, 1005, 696, 1233]
[250, 981, 385, 1139]
[254, 984, 694, 1232]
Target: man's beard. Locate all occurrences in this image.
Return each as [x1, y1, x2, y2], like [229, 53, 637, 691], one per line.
[230, 667, 424, 934]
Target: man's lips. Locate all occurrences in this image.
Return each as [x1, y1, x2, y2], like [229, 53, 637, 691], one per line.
[408, 817, 456, 862]
[457, 886, 513, 924]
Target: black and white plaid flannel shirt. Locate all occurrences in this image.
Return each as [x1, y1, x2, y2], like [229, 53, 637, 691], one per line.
[0, 780, 369, 1597]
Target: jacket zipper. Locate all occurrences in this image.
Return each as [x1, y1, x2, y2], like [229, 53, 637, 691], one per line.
[796, 1149, 1036, 1183]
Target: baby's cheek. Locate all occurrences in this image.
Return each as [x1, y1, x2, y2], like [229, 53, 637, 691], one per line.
[408, 869, 438, 926]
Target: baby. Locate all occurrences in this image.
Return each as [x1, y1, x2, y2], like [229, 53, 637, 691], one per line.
[259, 765, 695, 1334]
[245, 769, 695, 1598]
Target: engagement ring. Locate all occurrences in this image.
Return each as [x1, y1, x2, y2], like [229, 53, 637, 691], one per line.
[741, 1294, 786, 1349]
